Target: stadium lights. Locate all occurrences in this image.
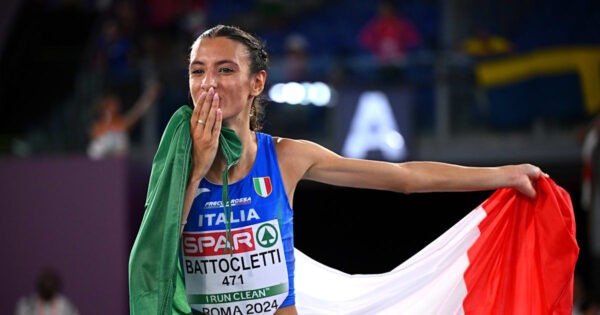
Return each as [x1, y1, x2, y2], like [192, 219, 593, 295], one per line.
[268, 82, 333, 107]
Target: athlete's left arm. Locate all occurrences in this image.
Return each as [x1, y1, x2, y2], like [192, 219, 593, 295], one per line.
[275, 138, 545, 198]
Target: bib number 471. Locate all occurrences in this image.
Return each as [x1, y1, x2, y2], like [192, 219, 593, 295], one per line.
[222, 274, 244, 286]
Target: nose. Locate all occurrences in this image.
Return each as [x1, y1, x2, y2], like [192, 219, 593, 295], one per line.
[201, 70, 216, 90]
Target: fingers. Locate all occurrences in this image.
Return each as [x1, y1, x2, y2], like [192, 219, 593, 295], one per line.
[191, 87, 220, 133]
[188, 88, 221, 179]
[530, 164, 549, 180]
[509, 164, 541, 199]
[204, 90, 218, 127]
[198, 87, 214, 126]
[522, 163, 550, 198]
[523, 184, 537, 199]
[191, 90, 207, 126]
[209, 94, 222, 136]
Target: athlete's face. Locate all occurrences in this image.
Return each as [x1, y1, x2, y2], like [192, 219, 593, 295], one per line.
[189, 37, 265, 125]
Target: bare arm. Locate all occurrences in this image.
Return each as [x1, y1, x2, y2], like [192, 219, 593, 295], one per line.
[276, 138, 546, 199]
[123, 82, 162, 129]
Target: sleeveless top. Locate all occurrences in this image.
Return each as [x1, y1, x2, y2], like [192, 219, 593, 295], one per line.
[181, 132, 295, 314]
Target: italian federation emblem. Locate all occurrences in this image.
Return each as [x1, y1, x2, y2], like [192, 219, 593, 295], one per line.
[253, 176, 272, 197]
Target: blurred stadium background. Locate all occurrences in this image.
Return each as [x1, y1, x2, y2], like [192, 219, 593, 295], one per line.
[1, 0, 599, 314]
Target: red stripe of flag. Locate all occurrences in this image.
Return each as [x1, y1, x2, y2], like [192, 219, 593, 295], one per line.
[463, 177, 578, 314]
[264, 177, 272, 195]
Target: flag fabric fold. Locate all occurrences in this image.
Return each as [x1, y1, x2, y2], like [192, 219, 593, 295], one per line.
[295, 177, 578, 315]
[463, 176, 578, 314]
[129, 106, 193, 315]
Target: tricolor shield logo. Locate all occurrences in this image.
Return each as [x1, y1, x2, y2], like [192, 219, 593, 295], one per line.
[253, 176, 272, 197]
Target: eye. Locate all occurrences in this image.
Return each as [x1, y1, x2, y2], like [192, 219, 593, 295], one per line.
[219, 67, 234, 74]
[190, 68, 204, 75]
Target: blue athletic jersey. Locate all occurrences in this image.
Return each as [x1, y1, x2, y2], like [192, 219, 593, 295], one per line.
[181, 132, 295, 314]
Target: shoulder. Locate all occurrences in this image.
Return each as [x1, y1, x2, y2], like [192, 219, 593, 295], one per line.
[15, 295, 36, 313]
[272, 136, 329, 157]
[273, 136, 342, 172]
[272, 136, 296, 149]
[272, 136, 301, 160]
[270, 136, 333, 187]
[57, 295, 79, 314]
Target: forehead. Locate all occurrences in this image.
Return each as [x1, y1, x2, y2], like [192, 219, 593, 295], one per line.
[190, 37, 250, 65]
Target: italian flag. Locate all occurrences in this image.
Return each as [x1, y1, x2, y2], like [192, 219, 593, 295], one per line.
[253, 176, 273, 197]
[295, 177, 578, 314]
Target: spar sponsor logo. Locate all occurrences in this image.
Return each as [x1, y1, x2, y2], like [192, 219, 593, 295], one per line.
[253, 177, 272, 197]
[183, 223, 281, 256]
[183, 227, 255, 256]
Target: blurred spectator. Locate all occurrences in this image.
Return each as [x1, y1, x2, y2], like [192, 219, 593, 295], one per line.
[579, 115, 599, 213]
[93, 10, 141, 105]
[94, 17, 134, 77]
[87, 82, 161, 159]
[112, 1, 140, 37]
[358, 0, 421, 82]
[14, 267, 79, 315]
[359, 0, 421, 63]
[94, 18, 138, 99]
[460, 27, 513, 58]
[283, 33, 311, 81]
[177, 0, 209, 39]
[143, 0, 183, 31]
[578, 114, 600, 307]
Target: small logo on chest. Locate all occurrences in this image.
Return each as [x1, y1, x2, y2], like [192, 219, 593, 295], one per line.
[253, 176, 272, 197]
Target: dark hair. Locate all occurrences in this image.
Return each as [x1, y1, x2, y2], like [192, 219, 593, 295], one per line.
[191, 25, 269, 131]
[36, 267, 61, 301]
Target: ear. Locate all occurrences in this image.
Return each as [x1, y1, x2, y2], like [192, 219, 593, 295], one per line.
[250, 70, 267, 97]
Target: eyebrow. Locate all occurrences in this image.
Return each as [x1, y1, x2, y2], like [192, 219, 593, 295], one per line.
[189, 60, 238, 67]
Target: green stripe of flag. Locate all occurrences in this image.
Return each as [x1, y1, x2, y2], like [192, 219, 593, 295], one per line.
[253, 178, 262, 195]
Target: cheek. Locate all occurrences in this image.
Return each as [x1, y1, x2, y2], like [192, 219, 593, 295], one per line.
[189, 78, 200, 91]
[189, 79, 201, 104]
